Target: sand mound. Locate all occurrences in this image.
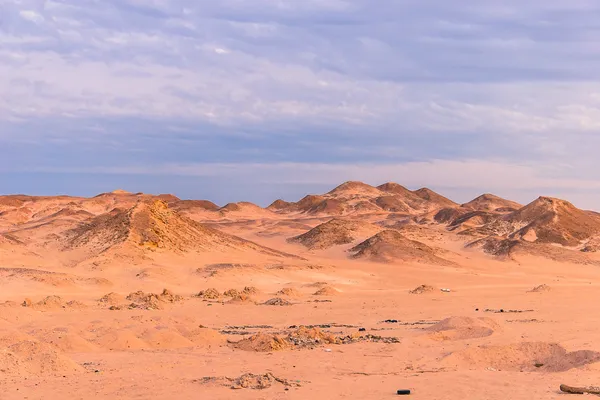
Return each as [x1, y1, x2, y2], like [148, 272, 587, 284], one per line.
[22, 295, 80, 310]
[32, 329, 99, 353]
[349, 230, 452, 265]
[202, 263, 259, 277]
[313, 286, 340, 296]
[184, 328, 226, 347]
[141, 328, 195, 349]
[0, 340, 83, 376]
[303, 281, 329, 288]
[0, 268, 111, 288]
[289, 219, 381, 249]
[443, 342, 600, 372]
[529, 284, 551, 293]
[98, 292, 126, 305]
[242, 286, 259, 295]
[197, 288, 221, 299]
[231, 326, 339, 352]
[287, 326, 339, 348]
[125, 289, 183, 310]
[228, 294, 255, 304]
[276, 287, 303, 297]
[263, 298, 293, 306]
[95, 330, 149, 351]
[219, 202, 265, 213]
[0, 301, 19, 309]
[231, 333, 291, 352]
[0, 330, 36, 348]
[426, 316, 500, 341]
[409, 284, 437, 294]
[35, 295, 64, 309]
[66, 300, 87, 309]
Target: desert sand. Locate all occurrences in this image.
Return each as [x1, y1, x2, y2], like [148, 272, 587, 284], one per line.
[2, 183, 600, 399]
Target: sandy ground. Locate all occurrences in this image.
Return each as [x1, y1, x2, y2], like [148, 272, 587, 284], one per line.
[2, 192, 600, 399]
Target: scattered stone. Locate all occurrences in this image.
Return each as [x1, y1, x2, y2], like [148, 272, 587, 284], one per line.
[196, 373, 301, 390]
[286, 326, 339, 348]
[337, 333, 401, 345]
[197, 288, 221, 300]
[484, 309, 534, 314]
[262, 298, 292, 306]
[98, 292, 125, 305]
[242, 286, 259, 295]
[223, 289, 240, 298]
[158, 289, 183, 302]
[225, 325, 273, 330]
[409, 285, 436, 295]
[66, 300, 86, 308]
[529, 284, 551, 293]
[125, 289, 183, 310]
[230, 326, 400, 352]
[381, 319, 439, 326]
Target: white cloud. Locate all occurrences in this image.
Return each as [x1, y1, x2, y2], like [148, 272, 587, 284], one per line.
[3, 0, 600, 207]
[19, 10, 45, 23]
[2, 0, 600, 135]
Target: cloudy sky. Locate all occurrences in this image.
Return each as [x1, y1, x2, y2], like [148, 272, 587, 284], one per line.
[2, 0, 600, 208]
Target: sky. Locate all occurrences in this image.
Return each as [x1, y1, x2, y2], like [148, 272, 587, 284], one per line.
[2, 0, 600, 208]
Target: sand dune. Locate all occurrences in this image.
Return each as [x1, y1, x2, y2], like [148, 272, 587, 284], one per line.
[462, 193, 522, 212]
[62, 199, 300, 261]
[349, 230, 453, 265]
[2, 184, 600, 399]
[289, 219, 381, 249]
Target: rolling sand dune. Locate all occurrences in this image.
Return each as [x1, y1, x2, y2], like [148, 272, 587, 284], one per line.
[349, 230, 453, 265]
[62, 199, 300, 260]
[288, 219, 381, 249]
[2, 182, 600, 399]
